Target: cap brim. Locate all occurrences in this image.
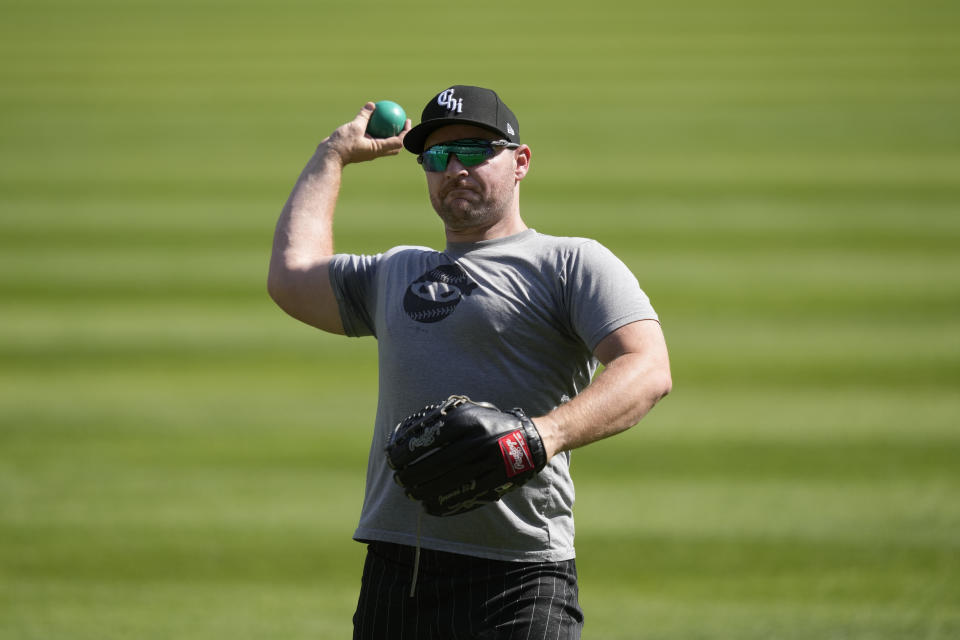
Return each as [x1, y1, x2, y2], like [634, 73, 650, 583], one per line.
[403, 118, 510, 154]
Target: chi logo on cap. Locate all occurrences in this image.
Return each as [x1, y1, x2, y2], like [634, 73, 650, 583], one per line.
[437, 89, 463, 113]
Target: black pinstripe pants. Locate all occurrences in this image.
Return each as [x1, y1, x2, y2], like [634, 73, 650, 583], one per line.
[353, 541, 584, 640]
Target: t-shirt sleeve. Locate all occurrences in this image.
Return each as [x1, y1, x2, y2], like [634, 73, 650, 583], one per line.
[328, 253, 380, 337]
[565, 239, 659, 352]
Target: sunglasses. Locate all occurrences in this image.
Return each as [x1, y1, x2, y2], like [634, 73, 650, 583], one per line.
[417, 138, 520, 172]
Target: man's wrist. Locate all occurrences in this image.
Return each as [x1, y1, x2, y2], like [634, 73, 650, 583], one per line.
[315, 139, 347, 169]
[531, 415, 562, 461]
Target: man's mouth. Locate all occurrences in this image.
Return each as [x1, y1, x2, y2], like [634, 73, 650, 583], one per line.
[443, 185, 478, 201]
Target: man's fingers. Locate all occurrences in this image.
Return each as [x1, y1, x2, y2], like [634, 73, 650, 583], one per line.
[356, 102, 377, 125]
[375, 137, 405, 156]
[384, 119, 412, 146]
[328, 103, 411, 164]
[370, 118, 412, 155]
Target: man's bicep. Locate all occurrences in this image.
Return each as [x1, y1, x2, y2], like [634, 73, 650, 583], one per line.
[594, 319, 668, 367]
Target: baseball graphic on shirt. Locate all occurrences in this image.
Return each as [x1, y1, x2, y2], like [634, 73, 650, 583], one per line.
[403, 264, 478, 323]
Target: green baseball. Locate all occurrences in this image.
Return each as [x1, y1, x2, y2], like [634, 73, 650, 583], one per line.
[366, 100, 406, 138]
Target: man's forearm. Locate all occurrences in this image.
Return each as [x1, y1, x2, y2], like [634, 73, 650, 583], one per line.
[270, 143, 343, 276]
[536, 354, 671, 459]
[266, 142, 348, 333]
[534, 320, 672, 460]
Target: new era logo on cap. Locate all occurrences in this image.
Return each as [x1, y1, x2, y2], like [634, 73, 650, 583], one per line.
[403, 85, 521, 154]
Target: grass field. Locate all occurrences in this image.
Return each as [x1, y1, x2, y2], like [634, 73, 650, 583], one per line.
[2, 0, 959, 638]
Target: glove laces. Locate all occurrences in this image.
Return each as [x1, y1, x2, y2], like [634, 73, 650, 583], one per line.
[409, 510, 423, 597]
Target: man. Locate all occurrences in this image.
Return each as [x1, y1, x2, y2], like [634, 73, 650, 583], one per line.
[268, 85, 672, 639]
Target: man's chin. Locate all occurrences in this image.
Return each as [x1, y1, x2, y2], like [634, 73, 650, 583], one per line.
[446, 197, 474, 209]
[437, 206, 493, 230]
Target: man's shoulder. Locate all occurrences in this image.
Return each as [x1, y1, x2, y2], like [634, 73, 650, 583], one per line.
[523, 230, 594, 250]
[381, 244, 440, 259]
[334, 244, 439, 264]
[524, 231, 614, 260]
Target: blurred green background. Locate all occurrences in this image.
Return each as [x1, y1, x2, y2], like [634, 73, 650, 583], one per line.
[2, 0, 958, 638]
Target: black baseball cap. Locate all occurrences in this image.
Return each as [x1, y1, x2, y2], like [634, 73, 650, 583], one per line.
[403, 85, 520, 154]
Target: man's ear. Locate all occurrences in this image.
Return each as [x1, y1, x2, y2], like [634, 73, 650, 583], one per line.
[514, 145, 531, 181]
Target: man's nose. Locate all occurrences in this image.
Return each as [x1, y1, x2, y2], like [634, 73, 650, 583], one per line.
[445, 154, 469, 174]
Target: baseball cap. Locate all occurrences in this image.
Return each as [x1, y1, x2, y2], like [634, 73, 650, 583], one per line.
[403, 85, 520, 154]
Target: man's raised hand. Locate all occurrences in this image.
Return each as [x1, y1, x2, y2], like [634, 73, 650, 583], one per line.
[323, 102, 411, 166]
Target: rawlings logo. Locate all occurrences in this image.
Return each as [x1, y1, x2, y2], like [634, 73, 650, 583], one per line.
[498, 430, 534, 478]
[408, 422, 442, 450]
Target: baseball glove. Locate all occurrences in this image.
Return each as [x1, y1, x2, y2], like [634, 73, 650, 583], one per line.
[385, 395, 548, 517]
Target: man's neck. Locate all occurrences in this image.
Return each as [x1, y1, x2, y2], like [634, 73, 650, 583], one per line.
[444, 212, 528, 245]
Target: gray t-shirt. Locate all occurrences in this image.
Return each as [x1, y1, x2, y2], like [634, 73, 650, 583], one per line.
[329, 229, 658, 562]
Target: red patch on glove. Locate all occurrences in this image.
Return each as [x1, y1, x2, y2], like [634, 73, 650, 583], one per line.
[498, 430, 534, 478]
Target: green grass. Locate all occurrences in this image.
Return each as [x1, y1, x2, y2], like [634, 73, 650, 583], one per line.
[2, 0, 959, 638]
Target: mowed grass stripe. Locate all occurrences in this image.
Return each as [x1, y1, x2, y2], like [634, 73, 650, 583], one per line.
[1, 581, 358, 640]
[3, 197, 959, 252]
[4, 322, 957, 390]
[2, 246, 956, 327]
[2, 372, 956, 439]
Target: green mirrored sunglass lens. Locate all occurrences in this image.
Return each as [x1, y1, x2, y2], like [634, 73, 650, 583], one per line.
[420, 142, 496, 171]
[421, 140, 502, 171]
[422, 150, 448, 171]
[453, 151, 489, 166]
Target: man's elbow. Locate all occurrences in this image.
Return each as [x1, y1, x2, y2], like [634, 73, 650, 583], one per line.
[267, 268, 293, 310]
[659, 372, 673, 400]
[651, 364, 673, 402]
[266, 264, 310, 319]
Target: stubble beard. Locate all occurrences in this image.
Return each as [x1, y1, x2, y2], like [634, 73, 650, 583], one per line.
[430, 177, 515, 233]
